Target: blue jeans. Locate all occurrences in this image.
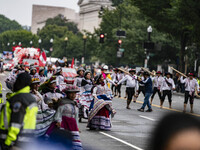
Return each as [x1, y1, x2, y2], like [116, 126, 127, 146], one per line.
[141, 93, 152, 110]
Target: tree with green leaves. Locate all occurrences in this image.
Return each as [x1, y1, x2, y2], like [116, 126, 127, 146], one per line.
[131, 0, 200, 72]
[0, 30, 38, 52]
[94, 0, 179, 68]
[45, 14, 79, 34]
[0, 14, 22, 34]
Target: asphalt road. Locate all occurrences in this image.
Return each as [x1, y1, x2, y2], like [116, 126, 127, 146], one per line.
[1, 72, 200, 150]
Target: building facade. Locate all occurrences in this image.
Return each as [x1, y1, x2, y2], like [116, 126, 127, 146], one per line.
[78, 0, 112, 33]
[31, 5, 79, 34]
[31, 1, 112, 34]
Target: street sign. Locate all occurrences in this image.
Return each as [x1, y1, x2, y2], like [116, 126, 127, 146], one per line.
[116, 30, 126, 37]
[117, 51, 123, 58]
[119, 48, 124, 52]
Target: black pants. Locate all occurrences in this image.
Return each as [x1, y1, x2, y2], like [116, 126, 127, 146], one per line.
[112, 84, 122, 95]
[162, 90, 172, 102]
[151, 87, 162, 99]
[127, 87, 135, 100]
[138, 86, 145, 96]
[184, 91, 194, 104]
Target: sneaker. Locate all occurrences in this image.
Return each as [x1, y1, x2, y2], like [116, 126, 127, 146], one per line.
[146, 109, 153, 112]
[137, 108, 144, 112]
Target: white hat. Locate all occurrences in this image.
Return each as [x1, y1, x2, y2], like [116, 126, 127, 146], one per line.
[103, 65, 108, 70]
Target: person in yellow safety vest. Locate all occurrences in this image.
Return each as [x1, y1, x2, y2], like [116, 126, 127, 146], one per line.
[0, 82, 3, 104]
[0, 73, 38, 150]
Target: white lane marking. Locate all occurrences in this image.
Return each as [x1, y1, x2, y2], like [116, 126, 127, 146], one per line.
[2, 88, 6, 91]
[100, 132, 143, 150]
[0, 74, 5, 76]
[139, 115, 155, 121]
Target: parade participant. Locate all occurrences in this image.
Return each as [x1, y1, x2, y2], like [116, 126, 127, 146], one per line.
[38, 68, 46, 84]
[30, 67, 39, 78]
[46, 64, 54, 79]
[111, 68, 119, 96]
[117, 70, 124, 97]
[5, 68, 19, 91]
[87, 74, 115, 131]
[118, 69, 138, 109]
[160, 72, 175, 109]
[136, 71, 145, 101]
[0, 82, 3, 104]
[73, 67, 85, 87]
[55, 67, 67, 91]
[180, 73, 200, 113]
[40, 76, 64, 106]
[137, 72, 153, 112]
[47, 85, 82, 150]
[101, 65, 115, 88]
[0, 59, 3, 73]
[30, 78, 55, 137]
[0, 73, 38, 149]
[79, 71, 94, 122]
[150, 71, 163, 105]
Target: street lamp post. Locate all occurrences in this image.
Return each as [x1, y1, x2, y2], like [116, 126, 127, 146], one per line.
[7, 43, 10, 51]
[30, 41, 33, 47]
[64, 37, 68, 58]
[38, 39, 42, 49]
[83, 35, 87, 64]
[50, 38, 54, 62]
[144, 26, 153, 68]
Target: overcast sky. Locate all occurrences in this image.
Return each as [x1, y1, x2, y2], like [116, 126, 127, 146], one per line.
[0, 0, 79, 26]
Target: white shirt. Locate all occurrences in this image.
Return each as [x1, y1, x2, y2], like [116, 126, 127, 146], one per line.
[111, 73, 124, 83]
[152, 76, 164, 89]
[180, 77, 199, 92]
[118, 74, 138, 88]
[160, 77, 175, 91]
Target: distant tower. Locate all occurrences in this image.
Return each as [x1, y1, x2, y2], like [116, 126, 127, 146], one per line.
[78, 0, 112, 33]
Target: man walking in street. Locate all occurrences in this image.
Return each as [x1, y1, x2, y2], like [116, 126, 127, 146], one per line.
[137, 72, 153, 112]
[150, 71, 163, 105]
[118, 69, 138, 109]
[180, 73, 200, 113]
[160, 72, 175, 109]
[0, 72, 38, 150]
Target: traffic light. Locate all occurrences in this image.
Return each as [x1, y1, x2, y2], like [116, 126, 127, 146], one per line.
[99, 33, 105, 43]
[118, 39, 122, 47]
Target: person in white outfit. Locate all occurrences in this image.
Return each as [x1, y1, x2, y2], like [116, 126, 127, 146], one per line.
[160, 72, 175, 109]
[118, 69, 138, 109]
[151, 71, 164, 105]
[180, 73, 200, 113]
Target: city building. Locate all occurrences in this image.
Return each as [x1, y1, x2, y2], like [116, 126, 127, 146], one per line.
[31, 1, 112, 34]
[78, 0, 112, 33]
[31, 5, 79, 34]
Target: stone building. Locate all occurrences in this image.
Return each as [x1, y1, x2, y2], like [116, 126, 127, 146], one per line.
[31, 5, 79, 34]
[78, 0, 112, 33]
[31, 1, 112, 34]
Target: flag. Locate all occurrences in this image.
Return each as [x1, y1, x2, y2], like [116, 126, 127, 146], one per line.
[71, 57, 74, 68]
[39, 51, 47, 67]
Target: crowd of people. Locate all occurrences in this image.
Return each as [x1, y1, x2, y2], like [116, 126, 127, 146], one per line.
[0, 62, 200, 150]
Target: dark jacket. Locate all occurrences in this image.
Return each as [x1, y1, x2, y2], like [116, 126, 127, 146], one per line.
[139, 77, 153, 93]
